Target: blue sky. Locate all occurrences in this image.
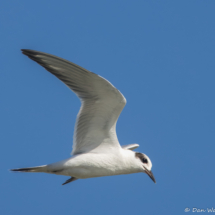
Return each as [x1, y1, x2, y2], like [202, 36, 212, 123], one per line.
[1, 1, 215, 214]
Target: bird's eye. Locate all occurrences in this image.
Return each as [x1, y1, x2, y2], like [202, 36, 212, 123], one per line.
[142, 158, 148, 163]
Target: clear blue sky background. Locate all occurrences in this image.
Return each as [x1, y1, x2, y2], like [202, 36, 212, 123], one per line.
[1, 1, 215, 214]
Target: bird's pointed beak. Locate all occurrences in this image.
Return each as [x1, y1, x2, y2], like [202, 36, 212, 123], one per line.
[144, 167, 156, 183]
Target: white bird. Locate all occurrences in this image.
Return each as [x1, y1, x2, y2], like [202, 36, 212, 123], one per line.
[11, 50, 156, 185]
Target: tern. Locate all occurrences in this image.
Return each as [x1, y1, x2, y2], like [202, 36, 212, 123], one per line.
[11, 50, 156, 185]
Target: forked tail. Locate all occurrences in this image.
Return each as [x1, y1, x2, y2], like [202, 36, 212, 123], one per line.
[11, 165, 47, 173]
[11, 165, 78, 185]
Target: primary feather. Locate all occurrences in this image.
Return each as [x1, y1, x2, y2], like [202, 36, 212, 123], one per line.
[21, 49, 126, 155]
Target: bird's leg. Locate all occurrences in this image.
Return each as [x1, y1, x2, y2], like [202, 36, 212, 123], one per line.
[62, 177, 78, 185]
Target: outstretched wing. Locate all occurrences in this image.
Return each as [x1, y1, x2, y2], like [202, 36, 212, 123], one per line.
[22, 50, 126, 155]
[121, 144, 139, 151]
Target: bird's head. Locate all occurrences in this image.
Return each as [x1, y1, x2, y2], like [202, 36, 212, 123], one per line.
[135, 152, 156, 183]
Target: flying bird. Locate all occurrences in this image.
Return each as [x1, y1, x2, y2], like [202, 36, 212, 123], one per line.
[11, 50, 156, 185]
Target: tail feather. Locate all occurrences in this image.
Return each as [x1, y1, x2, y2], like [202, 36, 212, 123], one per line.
[11, 165, 47, 173]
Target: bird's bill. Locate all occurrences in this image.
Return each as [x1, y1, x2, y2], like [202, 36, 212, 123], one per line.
[144, 167, 156, 183]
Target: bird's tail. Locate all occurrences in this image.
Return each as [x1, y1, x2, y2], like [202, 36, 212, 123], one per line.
[11, 165, 47, 173]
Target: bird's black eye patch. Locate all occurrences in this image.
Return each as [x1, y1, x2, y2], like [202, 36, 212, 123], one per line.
[135, 152, 148, 164]
[142, 157, 148, 163]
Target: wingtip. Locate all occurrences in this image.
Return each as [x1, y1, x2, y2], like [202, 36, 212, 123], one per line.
[21, 49, 28, 53]
[21, 49, 37, 55]
[21, 49, 31, 54]
[21, 49, 30, 56]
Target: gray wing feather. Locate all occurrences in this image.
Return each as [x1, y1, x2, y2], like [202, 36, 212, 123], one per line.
[22, 49, 126, 155]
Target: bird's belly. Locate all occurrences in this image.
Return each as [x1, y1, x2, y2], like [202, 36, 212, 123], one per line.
[51, 153, 141, 179]
[62, 162, 140, 179]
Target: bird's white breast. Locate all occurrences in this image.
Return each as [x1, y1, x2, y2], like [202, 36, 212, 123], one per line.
[52, 149, 143, 179]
